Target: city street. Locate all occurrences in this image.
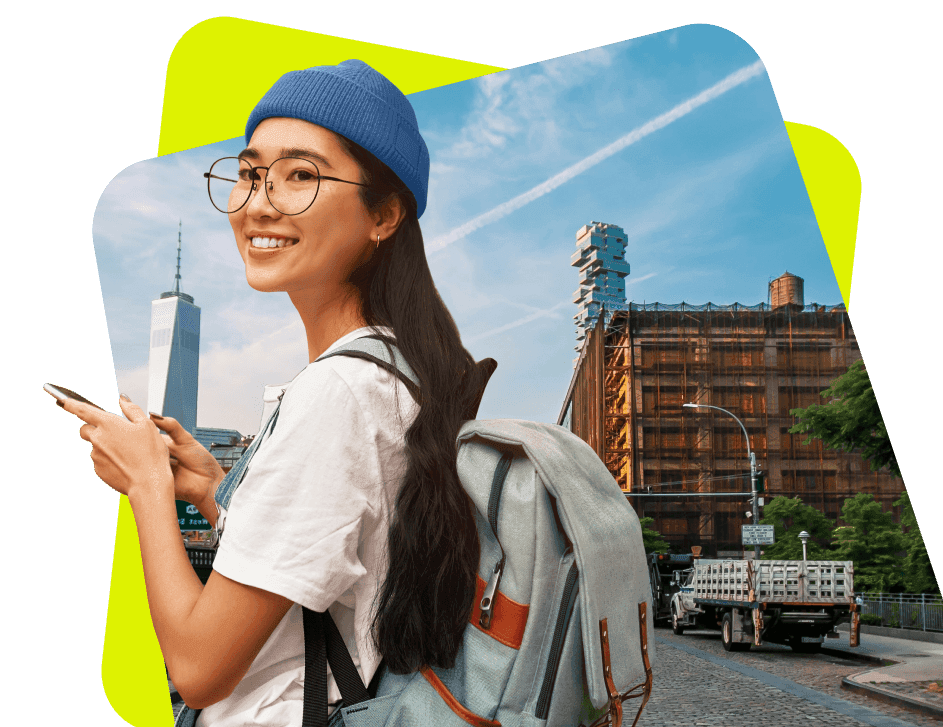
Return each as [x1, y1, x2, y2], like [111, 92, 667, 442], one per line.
[640, 628, 939, 727]
[170, 627, 941, 726]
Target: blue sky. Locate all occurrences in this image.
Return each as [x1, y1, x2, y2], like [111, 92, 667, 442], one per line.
[93, 25, 841, 436]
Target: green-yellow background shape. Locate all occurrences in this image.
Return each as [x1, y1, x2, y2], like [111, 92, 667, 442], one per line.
[101, 18, 860, 726]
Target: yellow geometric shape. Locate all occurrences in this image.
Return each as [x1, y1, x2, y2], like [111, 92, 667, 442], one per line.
[159, 17, 503, 156]
[102, 18, 502, 726]
[784, 121, 862, 310]
[101, 496, 173, 726]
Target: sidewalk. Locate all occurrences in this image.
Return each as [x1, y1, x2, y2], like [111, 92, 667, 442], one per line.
[827, 626, 943, 719]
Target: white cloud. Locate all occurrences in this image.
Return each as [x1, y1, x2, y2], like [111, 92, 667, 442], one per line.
[195, 318, 309, 435]
[439, 49, 614, 164]
[428, 60, 767, 252]
[114, 363, 149, 410]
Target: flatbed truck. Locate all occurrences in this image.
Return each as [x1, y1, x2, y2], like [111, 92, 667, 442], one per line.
[669, 559, 861, 652]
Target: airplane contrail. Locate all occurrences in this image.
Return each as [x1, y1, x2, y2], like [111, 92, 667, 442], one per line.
[428, 59, 767, 252]
[465, 301, 570, 343]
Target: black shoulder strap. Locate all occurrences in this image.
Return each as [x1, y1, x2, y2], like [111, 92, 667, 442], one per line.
[302, 608, 370, 727]
[318, 334, 498, 420]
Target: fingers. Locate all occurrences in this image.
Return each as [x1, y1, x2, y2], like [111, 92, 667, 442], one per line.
[79, 423, 97, 443]
[61, 397, 108, 425]
[158, 430, 181, 467]
[118, 395, 149, 423]
[149, 412, 194, 444]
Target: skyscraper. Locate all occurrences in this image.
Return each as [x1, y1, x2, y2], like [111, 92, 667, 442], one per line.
[572, 221, 630, 360]
[147, 222, 200, 433]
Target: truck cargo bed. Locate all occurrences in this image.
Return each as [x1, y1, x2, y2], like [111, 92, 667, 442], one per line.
[693, 559, 853, 605]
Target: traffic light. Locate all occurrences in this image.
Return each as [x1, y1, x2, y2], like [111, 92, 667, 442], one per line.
[755, 471, 765, 494]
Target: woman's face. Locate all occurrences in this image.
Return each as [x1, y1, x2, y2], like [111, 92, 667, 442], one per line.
[230, 117, 377, 299]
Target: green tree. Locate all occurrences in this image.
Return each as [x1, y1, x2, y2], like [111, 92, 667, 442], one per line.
[832, 493, 906, 592]
[789, 359, 899, 477]
[639, 517, 670, 554]
[895, 491, 938, 593]
[759, 496, 834, 560]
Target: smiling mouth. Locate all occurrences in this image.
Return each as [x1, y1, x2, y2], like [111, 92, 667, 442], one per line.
[251, 236, 299, 249]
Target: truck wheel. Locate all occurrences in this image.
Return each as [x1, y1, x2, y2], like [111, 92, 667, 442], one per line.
[722, 613, 750, 652]
[790, 640, 822, 654]
[672, 608, 685, 635]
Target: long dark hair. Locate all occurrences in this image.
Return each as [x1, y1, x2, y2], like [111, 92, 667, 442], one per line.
[337, 135, 494, 673]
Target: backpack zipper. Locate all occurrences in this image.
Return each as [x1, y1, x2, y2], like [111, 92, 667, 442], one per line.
[534, 560, 580, 720]
[479, 452, 513, 629]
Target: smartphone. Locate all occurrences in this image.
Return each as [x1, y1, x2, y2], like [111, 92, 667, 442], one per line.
[43, 383, 105, 411]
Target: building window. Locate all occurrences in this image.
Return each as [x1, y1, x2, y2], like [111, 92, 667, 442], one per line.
[711, 345, 763, 368]
[781, 469, 836, 492]
[779, 386, 826, 416]
[713, 387, 767, 415]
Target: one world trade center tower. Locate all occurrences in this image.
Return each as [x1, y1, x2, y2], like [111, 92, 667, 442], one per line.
[147, 223, 200, 433]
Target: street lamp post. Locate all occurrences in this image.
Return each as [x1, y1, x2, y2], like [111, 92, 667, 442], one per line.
[798, 530, 810, 561]
[683, 402, 760, 559]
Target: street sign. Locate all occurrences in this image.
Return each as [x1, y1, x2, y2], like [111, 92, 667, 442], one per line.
[742, 524, 774, 545]
[176, 500, 210, 531]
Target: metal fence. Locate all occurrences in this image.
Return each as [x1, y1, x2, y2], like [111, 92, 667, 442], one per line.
[859, 592, 943, 632]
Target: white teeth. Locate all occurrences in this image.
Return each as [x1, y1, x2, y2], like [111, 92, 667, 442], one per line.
[251, 237, 297, 248]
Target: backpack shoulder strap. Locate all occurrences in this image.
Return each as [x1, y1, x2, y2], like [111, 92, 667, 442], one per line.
[318, 334, 498, 421]
[216, 334, 420, 514]
[316, 335, 422, 402]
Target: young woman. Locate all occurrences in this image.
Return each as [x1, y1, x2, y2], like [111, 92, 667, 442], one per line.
[62, 60, 493, 726]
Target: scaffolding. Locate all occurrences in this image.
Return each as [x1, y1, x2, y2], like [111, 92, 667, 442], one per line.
[559, 301, 905, 556]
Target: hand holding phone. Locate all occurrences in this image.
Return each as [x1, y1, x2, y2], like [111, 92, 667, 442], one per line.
[150, 413, 225, 513]
[45, 385, 174, 499]
[43, 383, 105, 410]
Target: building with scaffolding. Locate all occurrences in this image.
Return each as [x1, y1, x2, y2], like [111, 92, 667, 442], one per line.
[559, 271, 905, 556]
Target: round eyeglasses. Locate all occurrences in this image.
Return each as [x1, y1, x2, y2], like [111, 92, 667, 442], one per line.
[204, 156, 369, 215]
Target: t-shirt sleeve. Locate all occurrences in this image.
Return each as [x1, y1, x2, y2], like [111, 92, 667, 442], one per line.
[212, 364, 382, 612]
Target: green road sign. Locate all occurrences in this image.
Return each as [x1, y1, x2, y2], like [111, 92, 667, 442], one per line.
[176, 500, 210, 531]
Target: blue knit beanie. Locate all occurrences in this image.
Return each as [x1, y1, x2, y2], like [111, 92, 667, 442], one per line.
[245, 60, 430, 218]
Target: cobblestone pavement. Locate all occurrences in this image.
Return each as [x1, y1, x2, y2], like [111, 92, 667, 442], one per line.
[861, 679, 943, 709]
[647, 628, 938, 727]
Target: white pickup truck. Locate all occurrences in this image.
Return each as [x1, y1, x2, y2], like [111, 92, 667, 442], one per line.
[669, 559, 861, 652]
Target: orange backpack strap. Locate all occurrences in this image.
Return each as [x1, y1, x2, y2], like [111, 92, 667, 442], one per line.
[586, 604, 653, 727]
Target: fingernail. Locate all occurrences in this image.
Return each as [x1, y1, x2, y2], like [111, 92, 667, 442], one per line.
[149, 411, 164, 419]
[56, 400, 64, 408]
[120, 393, 131, 401]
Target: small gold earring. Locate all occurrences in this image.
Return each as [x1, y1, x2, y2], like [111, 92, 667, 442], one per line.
[376, 233, 381, 249]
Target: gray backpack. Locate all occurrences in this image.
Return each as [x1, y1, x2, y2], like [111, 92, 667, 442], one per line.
[175, 336, 654, 727]
[320, 338, 654, 727]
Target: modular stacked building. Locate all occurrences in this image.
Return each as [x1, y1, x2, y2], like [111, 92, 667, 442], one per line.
[572, 222, 630, 363]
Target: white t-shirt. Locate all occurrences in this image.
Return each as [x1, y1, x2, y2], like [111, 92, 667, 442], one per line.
[197, 328, 418, 727]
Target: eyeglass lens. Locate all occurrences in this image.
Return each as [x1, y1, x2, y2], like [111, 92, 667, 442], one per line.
[207, 157, 322, 215]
